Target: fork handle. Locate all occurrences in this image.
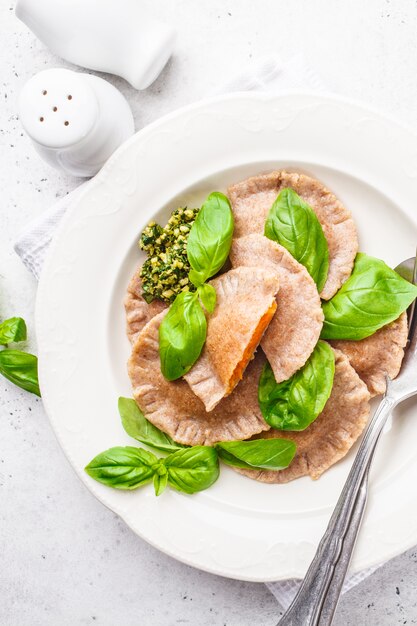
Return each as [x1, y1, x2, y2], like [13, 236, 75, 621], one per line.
[317, 452, 372, 625]
[278, 386, 397, 626]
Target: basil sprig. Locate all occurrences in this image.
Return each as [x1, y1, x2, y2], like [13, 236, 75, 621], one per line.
[216, 439, 296, 470]
[265, 188, 329, 292]
[159, 192, 234, 380]
[321, 253, 417, 340]
[258, 341, 335, 431]
[85, 399, 297, 495]
[86, 399, 220, 495]
[0, 349, 40, 396]
[85, 445, 219, 495]
[0, 317, 27, 345]
[118, 397, 185, 453]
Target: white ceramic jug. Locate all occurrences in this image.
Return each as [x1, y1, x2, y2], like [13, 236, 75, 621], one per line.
[15, 0, 175, 90]
[19, 68, 135, 177]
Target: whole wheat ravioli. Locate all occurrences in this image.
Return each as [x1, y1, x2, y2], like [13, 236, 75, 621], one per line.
[230, 234, 323, 383]
[330, 312, 408, 397]
[128, 311, 270, 446]
[227, 170, 358, 299]
[234, 348, 370, 483]
[124, 265, 167, 344]
[184, 266, 279, 411]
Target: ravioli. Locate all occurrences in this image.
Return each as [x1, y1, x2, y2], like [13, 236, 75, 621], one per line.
[234, 348, 370, 483]
[128, 312, 270, 446]
[330, 312, 408, 397]
[184, 266, 279, 411]
[228, 170, 358, 299]
[230, 234, 323, 382]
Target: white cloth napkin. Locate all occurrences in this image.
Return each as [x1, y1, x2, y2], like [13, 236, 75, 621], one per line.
[13, 53, 383, 611]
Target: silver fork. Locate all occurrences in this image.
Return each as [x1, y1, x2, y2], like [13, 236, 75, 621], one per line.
[278, 256, 417, 626]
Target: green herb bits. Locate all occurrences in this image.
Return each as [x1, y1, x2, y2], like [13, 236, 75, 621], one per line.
[139, 207, 199, 304]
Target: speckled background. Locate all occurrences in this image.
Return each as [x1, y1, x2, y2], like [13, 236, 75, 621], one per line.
[2, 1, 417, 624]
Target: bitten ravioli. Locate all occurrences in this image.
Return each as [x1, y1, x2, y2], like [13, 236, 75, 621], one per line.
[184, 266, 279, 411]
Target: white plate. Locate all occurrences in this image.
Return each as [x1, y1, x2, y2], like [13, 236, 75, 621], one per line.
[36, 92, 417, 582]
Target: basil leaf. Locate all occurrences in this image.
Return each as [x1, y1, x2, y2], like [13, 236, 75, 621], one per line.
[214, 447, 256, 470]
[118, 397, 186, 452]
[197, 283, 216, 313]
[163, 446, 220, 494]
[189, 269, 207, 288]
[85, 446, 158, 490]
[0, 317, 27, 345]
[187, 192, 234, 285]
[258, 341, 335, 431]
[216, 439, 296, 470]
[265, 188, 329, 291]
[153, 466, 168, 496]
[0, 350, 40, 396]
[321, 253, 417, 340]
[159, 291, 207, 381]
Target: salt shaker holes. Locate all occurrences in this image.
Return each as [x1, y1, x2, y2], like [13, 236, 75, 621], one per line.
[18, 68, 135, 176]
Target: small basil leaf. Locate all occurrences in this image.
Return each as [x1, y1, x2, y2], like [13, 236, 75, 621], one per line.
[159, 291, 207, 381]
[265, 188, 329, 292]
[258, 341, 335, 431]
[321, 253, 417, 340]
[216, 439, 296, 470]
[0, 317, 27, 345]
[0, 350, 40, 396]
[163, 446, 220, 494]
[189, 269, 206, 289]
[85, 446, 158, 490]
[198, 283, 217, 314]
[118, 397, 186, 452]
[187, 192, 234, 284]
[153, 466, 168, 496]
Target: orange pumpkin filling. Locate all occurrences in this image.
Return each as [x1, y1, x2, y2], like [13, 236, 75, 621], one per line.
[228, 300, 277, 393]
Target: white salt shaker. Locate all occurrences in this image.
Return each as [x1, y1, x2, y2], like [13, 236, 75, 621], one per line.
[18, 68, 135, 177]
[15, 0, 175, 90]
